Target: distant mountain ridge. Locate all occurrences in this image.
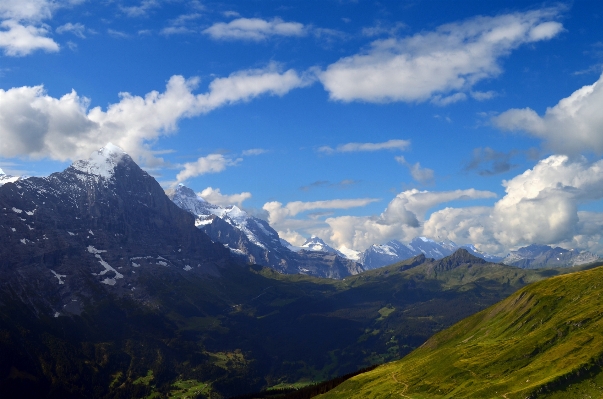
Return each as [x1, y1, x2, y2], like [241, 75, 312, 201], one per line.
[164, 187, 599, 273]
[502, 243, 600, 268]
[359, 237, 503, 269]
[167, 184, 364, 279]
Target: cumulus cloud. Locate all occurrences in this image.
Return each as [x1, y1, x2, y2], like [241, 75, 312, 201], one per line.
[266, 188, 495, 251]
[175, 154, 242, 183]
[493, 73, 603, 155]
[198, 187, 251, 207]
[0, 0, 65, 56]
[322, 188, 496, 251]
[318, 139, 410, 154]
[0, 19, 59, 55]
[0, 0, 54, 22]
[319, 156, 603, 255]
[0, 64, 309, 166]
[203, 17, 306, 41]
[424, 155, 603, 254]
[395, 156, 434, 183]
[320, 8, 563, 103]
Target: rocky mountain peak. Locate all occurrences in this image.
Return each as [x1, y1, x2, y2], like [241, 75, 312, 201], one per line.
[431, 248, 487, 273]
[70, 143, 128, 179]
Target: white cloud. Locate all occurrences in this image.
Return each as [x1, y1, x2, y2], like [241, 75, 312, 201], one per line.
[242, 148, 267, 156]
[423, 155, 603, 254]
[160, 13, 201, 36]
[160, 26, 193, 36]
[395, 156, 434, 183]
[493, 73, 603, 155]
[263, 198, 380, 225]
[431, 92, 467, 106]
[203, 17, 306, 41]
[318, 139, 410, 154]
[322, 188, 497, 251]
[0, 0, 66, 56]
[361, 21, 406, 37]
[0, 64, 309, 166]
[198, 187, 251, 207]
[108, 29, 129, 38]
[264, 188, 494, 251]
[121, 0, 160, 18]
[56, 22, 86, 38]
[320, 8, 563, 103]
[175, 154, 242, 183]
[0, 19, 59, 55]
[0, 0, 54, 22]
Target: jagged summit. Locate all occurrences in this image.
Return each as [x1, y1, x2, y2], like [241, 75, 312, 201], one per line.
[431, 248, 487, 273]
[70, 143, 128, 179]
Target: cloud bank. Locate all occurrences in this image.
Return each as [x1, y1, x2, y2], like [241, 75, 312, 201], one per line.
[280, 156, 603, 256]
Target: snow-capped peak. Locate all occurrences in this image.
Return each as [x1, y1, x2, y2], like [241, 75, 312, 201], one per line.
[71, 143, 127, 179]
[338, 246, 361, 261]
[301, 236, 341, 255]
[0, 168, 21, 186]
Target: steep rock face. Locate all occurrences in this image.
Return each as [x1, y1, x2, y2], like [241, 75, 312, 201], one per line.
[503, 244, 600, 268]
[429, 248, 487, 273]
[0, 145, 233, 316]
[167, 185, 290, 266]
[168, 185, 364, 279]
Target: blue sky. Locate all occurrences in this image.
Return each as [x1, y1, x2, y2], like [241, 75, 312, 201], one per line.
[1, 0, 603, 255]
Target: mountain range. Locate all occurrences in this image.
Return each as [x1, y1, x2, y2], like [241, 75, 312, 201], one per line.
[2, 144, 603, 398]
[166, 187, 600, 273]
[502, 243, 600, 268]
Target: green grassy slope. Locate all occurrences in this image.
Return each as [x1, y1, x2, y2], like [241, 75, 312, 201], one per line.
[318, 264, 603, 399]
